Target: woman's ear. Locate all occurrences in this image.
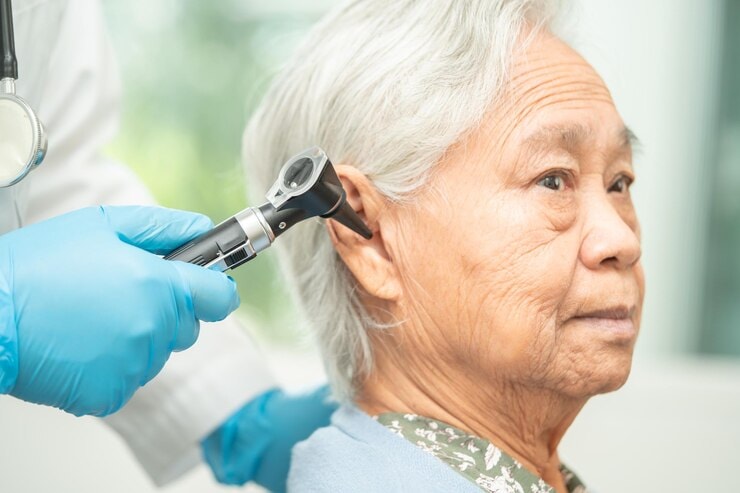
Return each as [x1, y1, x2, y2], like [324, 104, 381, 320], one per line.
[326, 165, 402, 302]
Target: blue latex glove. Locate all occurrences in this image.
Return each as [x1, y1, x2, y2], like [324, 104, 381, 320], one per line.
[202, 385, 337, 492]
[0, 206, 239, 417]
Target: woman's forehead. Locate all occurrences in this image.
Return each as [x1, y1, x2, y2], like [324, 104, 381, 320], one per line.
[419, 31, 632, 190]
[455, 34, 630, 169]
[504, 35, 616, 125]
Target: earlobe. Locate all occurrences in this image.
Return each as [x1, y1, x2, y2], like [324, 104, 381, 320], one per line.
[325, 165, 403, 302]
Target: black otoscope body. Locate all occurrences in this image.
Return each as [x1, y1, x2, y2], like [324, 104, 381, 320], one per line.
[165, 147, 372, 271]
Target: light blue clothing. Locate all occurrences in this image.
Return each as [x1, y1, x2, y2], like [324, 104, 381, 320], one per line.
[288, 406, 481, 492]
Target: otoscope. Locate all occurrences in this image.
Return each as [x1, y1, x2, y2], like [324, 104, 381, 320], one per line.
[165, 147, 372, 271]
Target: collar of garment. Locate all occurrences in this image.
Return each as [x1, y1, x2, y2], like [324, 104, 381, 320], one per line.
[375, 412, 588, 493]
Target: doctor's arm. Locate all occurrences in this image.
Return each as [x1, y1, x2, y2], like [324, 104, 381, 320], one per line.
[22, 0, 334, 489]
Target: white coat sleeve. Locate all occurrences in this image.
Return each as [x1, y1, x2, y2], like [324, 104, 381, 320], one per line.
[22, 0, 277, 485]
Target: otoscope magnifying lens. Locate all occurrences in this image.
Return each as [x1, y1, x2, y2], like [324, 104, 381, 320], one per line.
[283, 157, 314, 191]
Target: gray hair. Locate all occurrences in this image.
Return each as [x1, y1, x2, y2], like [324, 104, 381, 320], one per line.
[243, 0, 560, 401]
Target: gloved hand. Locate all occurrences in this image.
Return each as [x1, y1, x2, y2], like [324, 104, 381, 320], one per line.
[202, 385, 337, 493]
[0, 206, 239, 417]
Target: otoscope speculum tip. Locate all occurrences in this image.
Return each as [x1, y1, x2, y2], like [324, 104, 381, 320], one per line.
[262, 147, 372, 240]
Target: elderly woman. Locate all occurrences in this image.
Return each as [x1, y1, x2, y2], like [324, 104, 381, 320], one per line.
[244, 0, 644, 491]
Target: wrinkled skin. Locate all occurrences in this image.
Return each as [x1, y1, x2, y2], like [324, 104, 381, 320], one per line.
[329, 28, 645, 492]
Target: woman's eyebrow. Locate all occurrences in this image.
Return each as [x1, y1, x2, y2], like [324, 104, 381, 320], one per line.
[522, 123, 639, 156]
[622, 126, 641, 153]
[522, 123, 590, 154]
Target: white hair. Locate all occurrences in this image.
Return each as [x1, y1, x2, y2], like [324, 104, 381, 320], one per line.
[243, 0, 560, 401]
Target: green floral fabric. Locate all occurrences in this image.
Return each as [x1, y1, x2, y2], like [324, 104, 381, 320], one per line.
[376, 413, 587, 493]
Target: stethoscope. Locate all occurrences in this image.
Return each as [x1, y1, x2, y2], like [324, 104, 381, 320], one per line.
[0, 0, 47, 188]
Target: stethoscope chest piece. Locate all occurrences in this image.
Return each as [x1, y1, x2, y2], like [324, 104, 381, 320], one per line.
[1, 0, 48, 188]
[0, 80, 47, 187]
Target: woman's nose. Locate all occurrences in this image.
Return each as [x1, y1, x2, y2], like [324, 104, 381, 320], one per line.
[579, 194, 641, 271]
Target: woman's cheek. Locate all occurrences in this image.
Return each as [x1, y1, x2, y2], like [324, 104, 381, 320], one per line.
[457, 244, 569, 364]
[541, 190, 578, 232]
[501, 186, 579, 236]
[445, 190, 577, 360]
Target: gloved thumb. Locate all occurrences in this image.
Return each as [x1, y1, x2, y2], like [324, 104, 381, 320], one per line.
[101, 205, 214, 254]
[171, 261, 241, 324]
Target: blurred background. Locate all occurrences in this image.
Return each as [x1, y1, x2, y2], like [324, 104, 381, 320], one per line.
[1, 0, 739, 492]
[102, 0, 338, 344]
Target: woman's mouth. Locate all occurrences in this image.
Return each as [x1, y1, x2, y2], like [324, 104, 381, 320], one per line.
[571, 305, 637, 340]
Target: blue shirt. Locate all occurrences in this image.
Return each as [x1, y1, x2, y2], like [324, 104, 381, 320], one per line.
[288, 405, 482, 492]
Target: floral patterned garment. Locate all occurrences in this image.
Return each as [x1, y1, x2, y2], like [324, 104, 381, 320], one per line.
[375, 413, 588, 493]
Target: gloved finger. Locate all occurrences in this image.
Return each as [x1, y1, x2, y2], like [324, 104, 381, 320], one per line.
[101, 205, 214, 254]
[171, 261, 240, 324]
[143, 320, 198, 383]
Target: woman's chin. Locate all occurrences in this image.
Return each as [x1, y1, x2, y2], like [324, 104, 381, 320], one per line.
[566, 354, 635, 398]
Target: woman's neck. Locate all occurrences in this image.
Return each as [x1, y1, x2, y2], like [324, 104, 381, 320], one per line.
[355, 341, 586, 493]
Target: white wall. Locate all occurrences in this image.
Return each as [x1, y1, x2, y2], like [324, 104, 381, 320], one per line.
[562, 356, 740, 492]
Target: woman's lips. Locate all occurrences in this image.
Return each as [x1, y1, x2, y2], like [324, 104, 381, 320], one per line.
[570, 305, 637, 340]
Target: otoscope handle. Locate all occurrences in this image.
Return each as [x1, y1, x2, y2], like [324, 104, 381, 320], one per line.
[164, 147, 371, 272]
[164, 208, 274, 272]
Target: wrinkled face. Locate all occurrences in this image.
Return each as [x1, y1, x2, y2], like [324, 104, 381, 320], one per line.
[389, 31, 645, 398]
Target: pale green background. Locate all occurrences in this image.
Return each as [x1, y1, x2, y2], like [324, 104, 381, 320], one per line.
[103, 0, 329, 343]
[701, 0, 740, 355]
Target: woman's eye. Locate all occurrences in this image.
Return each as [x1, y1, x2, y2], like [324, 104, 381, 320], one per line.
[537, 174, 566, 191]
[608, 175, 633, 193]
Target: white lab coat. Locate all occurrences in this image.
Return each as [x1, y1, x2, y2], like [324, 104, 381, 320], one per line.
[2, 0, 276, 485]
